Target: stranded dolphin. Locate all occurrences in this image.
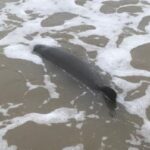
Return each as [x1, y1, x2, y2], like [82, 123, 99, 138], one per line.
[33, 44, 117, 111]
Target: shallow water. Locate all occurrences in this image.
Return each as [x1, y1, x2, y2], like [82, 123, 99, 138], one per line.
[0, 0, 150, 150]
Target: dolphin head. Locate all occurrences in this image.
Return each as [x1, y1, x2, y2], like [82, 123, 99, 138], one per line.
[33, 44, 47, 54]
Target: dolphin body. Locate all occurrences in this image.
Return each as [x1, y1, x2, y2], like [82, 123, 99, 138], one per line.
[33, 45, 117, 111]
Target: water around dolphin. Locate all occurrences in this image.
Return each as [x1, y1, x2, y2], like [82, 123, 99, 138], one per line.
[33, 44, 117, 111]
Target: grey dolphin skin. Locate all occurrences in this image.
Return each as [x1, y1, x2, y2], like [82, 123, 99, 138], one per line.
[33, 44, 117, 112]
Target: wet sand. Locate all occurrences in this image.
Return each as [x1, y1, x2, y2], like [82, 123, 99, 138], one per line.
[0, 0, 150, 150]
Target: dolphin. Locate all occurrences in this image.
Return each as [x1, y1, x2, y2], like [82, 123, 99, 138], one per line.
[33, 44, 117, 112]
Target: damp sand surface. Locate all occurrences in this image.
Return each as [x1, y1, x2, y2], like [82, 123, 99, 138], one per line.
[0, 0, 150, 150]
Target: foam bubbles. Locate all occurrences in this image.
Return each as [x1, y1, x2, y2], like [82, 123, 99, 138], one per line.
[0, 107, 85, 150]
[0, 103, 23, 117]
[62, 144, 84, 150]
[4, 44, 43, 65]
[25, 74, 59, 104]
[0, 0, 150, 149]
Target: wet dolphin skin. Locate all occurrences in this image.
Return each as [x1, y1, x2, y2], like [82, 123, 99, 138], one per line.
[33, 44, 117, 111]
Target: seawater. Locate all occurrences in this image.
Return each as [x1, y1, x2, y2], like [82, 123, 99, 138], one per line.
[0, 0, 150, 150]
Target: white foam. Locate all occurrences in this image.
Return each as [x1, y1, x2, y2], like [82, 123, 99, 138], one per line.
[0, 103, 23, 117]
[4, 44, 43, 65]
[76, 123, 83, 129]
[139, 121, 150, 143]
[100, 136, 108, 150]
[8, 107, 85, 126]
[0, 0, 150, 148]
[25, 75, 59, 103]
[96, 34, 150, 76]
[0, 107, 85, 150]
[126, 134, 141, 146]
[128, 148, 139, 150]
[26, 81, 40, 91]
[43, 75, 59, 99]
[87, 114, 100, 119]
[62, 144, 84, 150]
